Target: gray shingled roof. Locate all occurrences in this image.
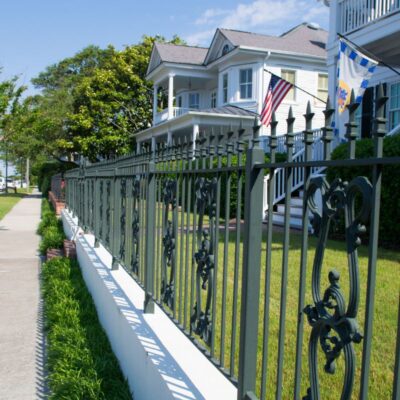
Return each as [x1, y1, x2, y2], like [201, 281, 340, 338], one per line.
[193, 105, 256, 117]
[150, 23, 327, 73]
[154, 42, 208, 65]
[219, 23, 327, 58]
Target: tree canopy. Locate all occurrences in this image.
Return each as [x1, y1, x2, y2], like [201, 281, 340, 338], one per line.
[19, 35, 184, 162]
[1, 33, 184, 185]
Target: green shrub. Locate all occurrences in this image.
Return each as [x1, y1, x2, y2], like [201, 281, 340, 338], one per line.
[326, 134, 400, 248]
[35, 160, 76, 198]
[42, 257, 131, 400]
[40, 175, 51, 197]
[37, 200, 58, 235]
[37, 212, 59, 235]
[39, 225, 65, 255]
[213, 152, 286, 219]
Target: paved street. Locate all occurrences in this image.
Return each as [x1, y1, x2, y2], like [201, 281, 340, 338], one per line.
[0, 191, 46, 399]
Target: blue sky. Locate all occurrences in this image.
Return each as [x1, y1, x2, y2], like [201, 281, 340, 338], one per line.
[0, 0, 329, 96]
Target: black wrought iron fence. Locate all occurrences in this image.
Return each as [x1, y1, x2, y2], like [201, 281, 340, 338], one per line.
[50, 173, 65, 201]
[64, 84, 400, 400]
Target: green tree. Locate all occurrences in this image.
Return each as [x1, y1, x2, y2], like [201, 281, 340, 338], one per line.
[68, 35, 184, 161]
[5, 35, 185, 166]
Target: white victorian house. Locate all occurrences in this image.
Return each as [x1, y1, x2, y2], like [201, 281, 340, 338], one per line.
[134, 23, 329, 150]
[325, 0, 400, 137]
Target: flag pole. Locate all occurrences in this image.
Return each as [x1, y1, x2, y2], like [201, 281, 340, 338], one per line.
[264, 68, 327, 104]
[337, 32, 400, 77]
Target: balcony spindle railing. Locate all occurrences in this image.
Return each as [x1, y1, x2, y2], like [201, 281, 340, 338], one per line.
[340, 0, 400, 34]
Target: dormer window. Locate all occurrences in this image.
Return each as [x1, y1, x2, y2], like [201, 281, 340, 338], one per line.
[221, 44, 230, 56]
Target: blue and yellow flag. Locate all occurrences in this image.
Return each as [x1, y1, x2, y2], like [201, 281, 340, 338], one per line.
[335, 39, 378, 137]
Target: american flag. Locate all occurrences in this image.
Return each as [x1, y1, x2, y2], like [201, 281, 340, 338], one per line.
[261, 74, 293, 127]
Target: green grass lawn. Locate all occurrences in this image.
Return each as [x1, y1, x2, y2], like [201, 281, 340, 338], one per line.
[148, 222, 399, 399]
[0, 192, 26, 220]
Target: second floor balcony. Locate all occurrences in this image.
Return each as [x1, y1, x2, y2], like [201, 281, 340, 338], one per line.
[339, 0, 400, 34]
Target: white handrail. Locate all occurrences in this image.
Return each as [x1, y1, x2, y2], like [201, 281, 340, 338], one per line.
[388, 122, 400, 136]
[272, 129, 326, 205]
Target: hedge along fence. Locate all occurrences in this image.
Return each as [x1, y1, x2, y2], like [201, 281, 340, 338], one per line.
[39, 199, 132, 399]
[35, 160, 76, 197]
[37, 199, 65, 255]
[42, 257, 132, 400]
[326, 134, 400, 248]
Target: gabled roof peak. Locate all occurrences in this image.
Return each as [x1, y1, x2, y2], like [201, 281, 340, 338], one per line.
[147, 23, 328, 77]
[280, 22, 326, 37]
[154, 42, 208, 51]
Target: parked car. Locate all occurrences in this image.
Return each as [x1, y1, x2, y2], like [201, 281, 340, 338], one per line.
[5, 179, 17, 193]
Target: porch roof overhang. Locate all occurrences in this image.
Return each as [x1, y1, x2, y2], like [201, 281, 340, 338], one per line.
[132, 106, 256, 142]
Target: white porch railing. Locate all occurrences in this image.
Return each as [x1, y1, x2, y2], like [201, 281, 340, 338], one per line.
[154, 107, 192, 125]
[173, 107, 191, 118]
[339, 0, 400, 34]
[272, 130, 325, 205]
[154, 108, 169, 125]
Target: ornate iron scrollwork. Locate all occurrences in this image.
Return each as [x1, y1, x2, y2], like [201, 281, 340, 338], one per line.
[303, 176, 372, 400]
[190, 177, 217, 346]
[131, 177, 140, 275]
[105, 180, 111, 245]
[161, 179, 177, 309]
[119, 178, 126, 261]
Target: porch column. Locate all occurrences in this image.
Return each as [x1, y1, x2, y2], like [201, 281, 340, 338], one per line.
[136, 141, 141, 154]
[168, 73, 175, 120]
[151, 136, 156, 153]
[153, 84, 158, 125]
[167, 130, 173, 146]
[192, 124, 199, 154]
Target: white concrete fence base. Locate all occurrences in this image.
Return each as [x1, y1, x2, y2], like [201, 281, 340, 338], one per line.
[62, 209, 237, 400]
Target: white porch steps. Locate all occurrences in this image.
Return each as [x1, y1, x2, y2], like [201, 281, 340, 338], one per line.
[265, 190, 314, 231]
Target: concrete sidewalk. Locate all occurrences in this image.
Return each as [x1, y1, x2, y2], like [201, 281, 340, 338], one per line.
[0, 191, 46, 399]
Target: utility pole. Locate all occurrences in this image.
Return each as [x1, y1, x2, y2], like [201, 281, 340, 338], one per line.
[5, 145, 8, 195]
[25, 158, 30, 192]
[20, 159, 23, 188]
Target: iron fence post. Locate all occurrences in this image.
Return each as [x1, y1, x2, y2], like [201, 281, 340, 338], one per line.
[238, 120, 264, 400]
[360, 83, 388, 399]
[111, 168, 119, 270]
[144, 160, 156, 313]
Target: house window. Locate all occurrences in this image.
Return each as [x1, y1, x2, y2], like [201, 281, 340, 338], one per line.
[317, 73, 328, 102]
[223, 73, 228, 103]
[177, 95, 182, 108]
[389, 82, 400, 130]
[221, 44, 230, 56]
[239, 68, 253, 99]
[189, 93, 200, 109]
[211, 91, 217, 108]
[281, 69, 296, 101]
